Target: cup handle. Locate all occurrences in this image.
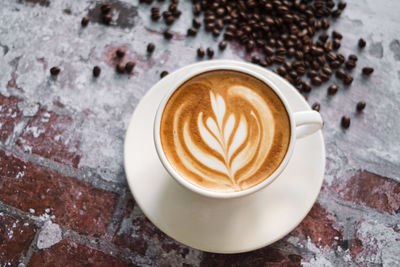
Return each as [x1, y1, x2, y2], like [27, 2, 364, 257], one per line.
[293, 111, 323, 139]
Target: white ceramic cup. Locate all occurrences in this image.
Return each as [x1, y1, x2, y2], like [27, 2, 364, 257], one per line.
[154, 62, 323, 199]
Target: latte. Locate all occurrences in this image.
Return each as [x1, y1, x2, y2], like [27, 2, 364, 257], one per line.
[159, 70, 291, 193]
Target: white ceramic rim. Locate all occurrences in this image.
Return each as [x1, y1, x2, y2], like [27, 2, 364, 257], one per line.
[153, 63, 298, 199]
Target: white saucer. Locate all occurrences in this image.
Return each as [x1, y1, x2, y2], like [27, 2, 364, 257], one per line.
[124, 60, 325, 253]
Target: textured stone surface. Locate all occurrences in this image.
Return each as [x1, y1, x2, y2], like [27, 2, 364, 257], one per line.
[0, 0, 399, 265]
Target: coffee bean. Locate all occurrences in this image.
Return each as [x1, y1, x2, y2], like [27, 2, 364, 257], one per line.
[332, 30, 343, 40]
[259, 60, 267, 67]
[251, 55, 260, 64]
[197, 48, 205, 58]
[207, 47, 214, 58]
[116, 48, 126, 58]
[166, 15, 176, 25]
[356, 101, 366, 111]
[274, 55, 285, 64]
[349, 54, 358, 61]
[164, 30, 173, 39]
[219, 40, 227, 50]
[337, 54, 345, 64]
[330, 60, 340, 69]
[162, 11, 172, 19]
[101, 3, 112, 14]
[358, 38, 366, 48]
[277, 66, 286, 76]
[264, 46, 275, 56]
[205, 23, 215, 32]
[312, 102, 321, 112]
[93, 66, 101, 77]
[193, 3, 201, 15]
[116, 63, 125, 74]
[345, 60, 356, 70]
[81, 16, 89, 27]
[173, 9, 181, 18]
[341, 116, 350, 129]
[312, 76, 323, 86]
[307, 70, 318, 78]
[335, 69, 346, 79]
[50, 66, 60, 76]
[193, 17, 201, 28]
[151, 13, 161, 21]
[362, 67, 374, 75]
[224, 31, 234, 40]
[320, 72, 329, 82]
[102, 13, 112, 24]
[147, 43, 155, 53]
[319, 33, 329, 43]
[160, 71, 169, 78]
[326, 52, 337, 62]
[322, 66, 333, 76]
[328, 84, 338, 95]
[124, 61, 135, 73]
[302, 82, 312, 92]
[333, 39, 341, 50]
[289, 70, 298, 79]
[187, 27, 197, 36]
[344, 75, 353, 85]
[246, 40, 255, 51]
[338, 1, 347, 10]
[331, 9, 342, 18]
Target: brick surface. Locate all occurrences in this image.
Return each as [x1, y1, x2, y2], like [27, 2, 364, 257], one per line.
[201, 248, 302, 267]
[0, 94, 22, 142]
[290, 202, 343, 249]
[16, 108, 82, 168]
[0, 150, 117, 237]
[29, 239, 133, 267]
[0, 213, 37, 266]
[333, 171, 400, 214]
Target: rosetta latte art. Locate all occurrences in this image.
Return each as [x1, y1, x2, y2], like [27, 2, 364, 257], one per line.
[160, 70, 291, 192]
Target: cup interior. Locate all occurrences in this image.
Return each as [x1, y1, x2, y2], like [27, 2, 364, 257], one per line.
[153, 63, 297, 199]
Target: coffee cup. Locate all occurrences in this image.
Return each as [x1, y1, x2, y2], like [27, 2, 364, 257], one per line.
[154, 62, 323, 199]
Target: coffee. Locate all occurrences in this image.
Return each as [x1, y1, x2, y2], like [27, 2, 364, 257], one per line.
[159, 70, 291, 193]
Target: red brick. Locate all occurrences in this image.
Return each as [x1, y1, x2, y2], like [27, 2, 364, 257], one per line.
[0, 94, 22, 141]
[16, 107, 81, 168]
[0, 213, 37, 265]
[201, 247, 302, 267]
[333, 171, 400, 214]
[291, 202, 343, 248]
[0, 150, 117, 237]
[28, 239, 134, 267]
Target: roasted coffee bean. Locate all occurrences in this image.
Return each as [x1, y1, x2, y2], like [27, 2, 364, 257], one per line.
[274, 55, 285, 64]
[337, 54, 345, 64]
[216, 7, 225, 17]
[116, 48, 126, 58]
[330, 60, 340, 69]
[312, 102, 321, 112]
[165, 15, 175, 25]
[116, 63, 125, 73]
[224, 31, 234, 40]
[331, 9, 342, 18]
[336, 69, 346, 79]
[259, 60, 267, 67]
[312, 76, 323, 86]
[125, 61, 135, 73]
[164, 30, 173, 39]
[320, 72, 329, 82]
[276, 47, 286, 56]
[101, 3, 112, 14]
[341, 116, 350, 129]
[338, 1, 347, 10]
[93, 66, 101, 77]
[246, 40, 255, 51]
[173, 9, 182, 18]
[151, 7, 159, 13]
[326, 52, 336, 62]
[333, 39, 341, 50]
[193, 17, 201, 28]
[324, 41, 333, 52]
[162, 11, 172, 19]
[289, 70, 298, 79]
[160, 71, 169, 78]
[81, 16, 89, 27]
[251, 55, 260, 64]
[197, 47, 205, 58]
[362, 67, 374, 75]
[322, 66, 333, 76]
[302, 82, 312, 92]
[358, 38, 366, 48]
[348, 54, 358, 61]
[50, 66, 60, 76]
[147, 43, 155, 53]
[219, 40, 227, 50]
[207, 47, 214, 58]
[151, 13, 161, 21]
[103, 13, 112, 24]
[307, 70, 318, 78]
[169, 3, 177, 12]
[193, 3, 201, 15]
[356, 101, 366, 111]
[187, 27, 197, 36]
[332, 30, 343, 40]
[319, 33, 329, 43]
[277, 66, 286, 76]
[344, 75, 353, 85]
[296, 66, 306, 76]
[264, 46, 275, 56]
[345, 60, 356, 70]
[328, 84, 338, 95]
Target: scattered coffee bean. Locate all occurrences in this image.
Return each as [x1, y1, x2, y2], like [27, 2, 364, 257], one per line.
[197, 48, 205, 58]
[93, 66, 101, 77]
[358, 38, 366, 48]
[320, 72, 329, 82]
[259, 60, 267, 67]
[312, 102, 321, 112]
[330, 60, 340, 69]
[116, 63, 125, 74]
[125, 61, 135, 73]
[193, 17, 201, 28]
[322, 66, 333, 76]
[333, 39, 341, 50]
[302, 82, 312, 92]
[50, 66, 60, 76]
[362, 67, 374, 75]
[345, 60, 356, 70]
[164, 30, 173, 39]
[101, 3, 112, 14]
[348, 54, 358, 61]
[344, 74, 353, 85]
[341, 116, 350, 129]
[160, 71, 169, 78]
[219, 40, 227, 50]
[81, 16, 89, 27]
[338, 1, 347, 10]
[147, 43, 155, 53]
[307, 70, 318, 78]
[207, 47, 214, 58]
[165, 15, 175, 25]
[312, 76, 323, 86]
[251, 55, 260, 64]
[116, 48, 126, 58]
[356, 101, 366, 111]
[332, 30, 343, 40]
[187, 27, 197, 36]
[328, 84, 338, 95]
[102, 13, 112, 25]
[336, 69, 346, 79]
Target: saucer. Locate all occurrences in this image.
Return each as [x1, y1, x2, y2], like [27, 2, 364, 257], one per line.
[124, 60, 325, 253]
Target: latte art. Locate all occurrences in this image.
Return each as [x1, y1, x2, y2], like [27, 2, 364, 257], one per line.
[160, 70, 291, 192]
